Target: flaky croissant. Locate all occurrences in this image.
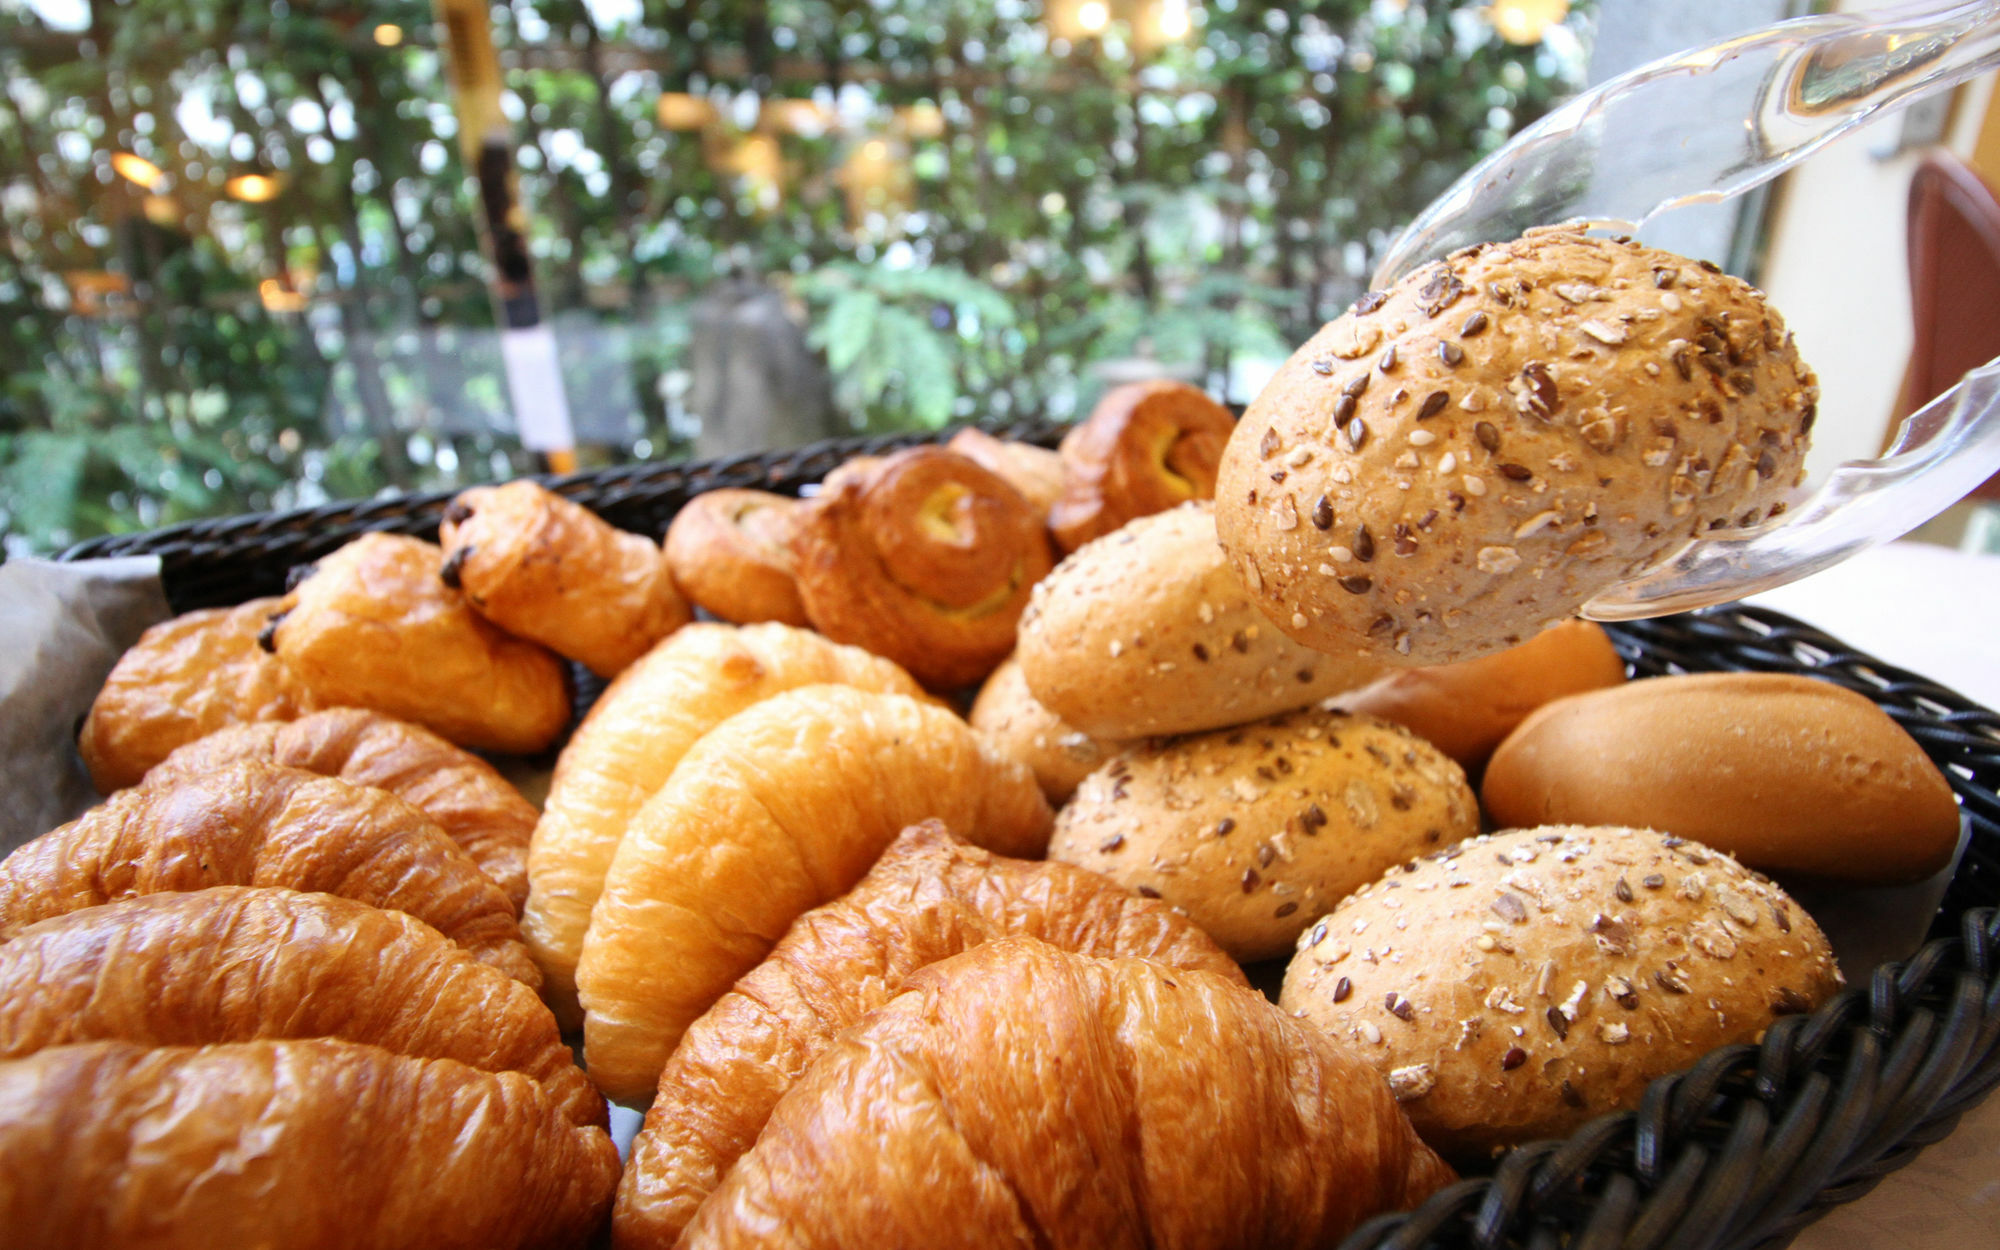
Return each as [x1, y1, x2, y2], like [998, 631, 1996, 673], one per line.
[268, 532, 571, 755]
[0, 1039, 618, 1250]
[0, 888, 599, 1129]
[577, 685, 1052, 1103]
[143, 708, 537, 912]
[1049, 379, 1237, 552]
[441, 480, 691, 678]
[661, 489, 811, 627]
[0, 759, 537, 987]
[614, 820, 1244, 1248]
[524, 622, 927, 1025]
[77, 597, 322, 793]
[792, 446, 1055, 689]
[678, 938, 1454, 1249]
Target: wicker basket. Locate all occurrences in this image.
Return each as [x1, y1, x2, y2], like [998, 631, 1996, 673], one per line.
[58, 432, 2000, 1250]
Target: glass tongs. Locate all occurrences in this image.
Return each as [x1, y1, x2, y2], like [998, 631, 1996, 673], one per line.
[1371, 0, 2000, 620]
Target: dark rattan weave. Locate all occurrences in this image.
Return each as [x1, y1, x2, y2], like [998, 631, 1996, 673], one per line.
[56, 434, 2000, 1250]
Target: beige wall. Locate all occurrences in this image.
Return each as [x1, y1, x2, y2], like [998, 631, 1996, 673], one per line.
[1757, 15, 1996, 482]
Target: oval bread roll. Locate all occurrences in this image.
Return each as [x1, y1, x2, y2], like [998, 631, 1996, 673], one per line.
[1049, 709, 1478, 962]
[523, 623, 927, 1026]
[1283, 826, 1842, 1160]
[1217, 227, 1819, 666]
[1017, 502, 1381, 738]
[967, 655, 1126, 805]
[1335, 620, 1627, 770]
[577, 685, 1052, 1102]
[1482, 673, 1962, 883]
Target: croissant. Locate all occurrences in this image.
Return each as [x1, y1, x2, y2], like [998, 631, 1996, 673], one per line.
[793, 446, 1055, 689]
[661, 489, 810, 626]
[0, 759, 538, 987]
[678, 938, 1454, 1249]
[77, 597, 321, 793]
[578, 685, 1052, 1102]
[143, 708, 536, 912]
[614, 821, 1244, 1248]
[945, 427, 1066, 519]
[0, 1039, 619, 1250]
[0, 887, 599, 1128]
[267, 532, 571, 755]
[524, 622, 927, 1025]
[440, 481, 691, 678]
[1049, 379, 1237, 552]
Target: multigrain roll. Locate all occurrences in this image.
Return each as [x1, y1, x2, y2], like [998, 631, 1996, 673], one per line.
[1017, 502, 1381, 739]
[1282, 826, 1842, 1159]
[1217, 227, 1819, 666]
[1482, 673, 1963, 883]
[967, 655, 1125, 805]
[1335, 620, 1628, 771]
[1048, 709, 1479, 962]
[662, 489, 811, 627]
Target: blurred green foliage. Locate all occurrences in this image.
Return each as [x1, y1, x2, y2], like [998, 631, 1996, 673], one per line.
[0, 0, 1591, 554]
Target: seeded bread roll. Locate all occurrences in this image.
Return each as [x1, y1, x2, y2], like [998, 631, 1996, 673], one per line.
[1017, 502, 1382, 739]
[1281, 826, 1842, 1160]
[1216, 227, 1819, 666]
[968, 655, 1126, 806]
[1049, 709, 1478, 962]
[1335, 620, 1628, 771]
[1482, 673, 1963, 883]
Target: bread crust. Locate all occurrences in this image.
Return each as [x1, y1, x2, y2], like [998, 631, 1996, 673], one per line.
[1217, 228, 1818, 665]
[661, 489, 810, 627]
[967, 654, 1124, 804]
[1481, 673, 1963, 882]
[522, 623, 926, 1026]
[793, 446, 1055, 689]
[1049, 708, 1479, 962]
[613, 822, 1242, 1248]
[1050, 379, 1237, 552]
[1281, 825, 1842, 1159]
[576, 684, 1051, 1102]
[146, 708, 537, 912]
[678, 939, 1453, 1250]
[269, 533, 570, 754]
[78, 598, 320, 793]
[1017, 502, 1380, 738]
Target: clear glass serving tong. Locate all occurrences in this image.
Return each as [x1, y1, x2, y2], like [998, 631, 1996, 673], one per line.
[1369, 0, 2000, 620]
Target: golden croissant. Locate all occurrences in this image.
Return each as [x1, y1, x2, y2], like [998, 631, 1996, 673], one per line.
[678, 938, 1454, 1249]
[0, 888, 599, 1129]
[144, 708, 537, 912]
[523, 622, 926, 1024]
[615, 820, 1245, 1248]
[441, 480, 692, 678]
[577, 685, 1051, 1102]
[0, 759, 537, 987]
[77, 597, 321, 793]
[0, 1039, 618, 1250]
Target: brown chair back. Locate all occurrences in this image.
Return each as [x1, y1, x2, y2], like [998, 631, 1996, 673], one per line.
[1899, 150, 2000, 501]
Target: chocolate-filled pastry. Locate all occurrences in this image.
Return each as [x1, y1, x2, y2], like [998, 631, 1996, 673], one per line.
[0, 1039, 619, 1250]
[614, 822, 1243, 1247]
[0, 888, 600, 1129]
[0, 760, 537, 987]
[1049, 379, 1237, 552]
[78, 597, 321, 793]
[1216, 227, 1818, 666]
[945, 427, 1066, 520]
[267, 532, 570, 755]
[793, 446, 1055, 689]
[661, 489, 810, 626]
[523, 623, 927, 1028]
[577, 684, 1051, 1102]
[440, 481, 691, 678]
[145, 709, 537, 912]
[675, 938, 1454, 1250]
